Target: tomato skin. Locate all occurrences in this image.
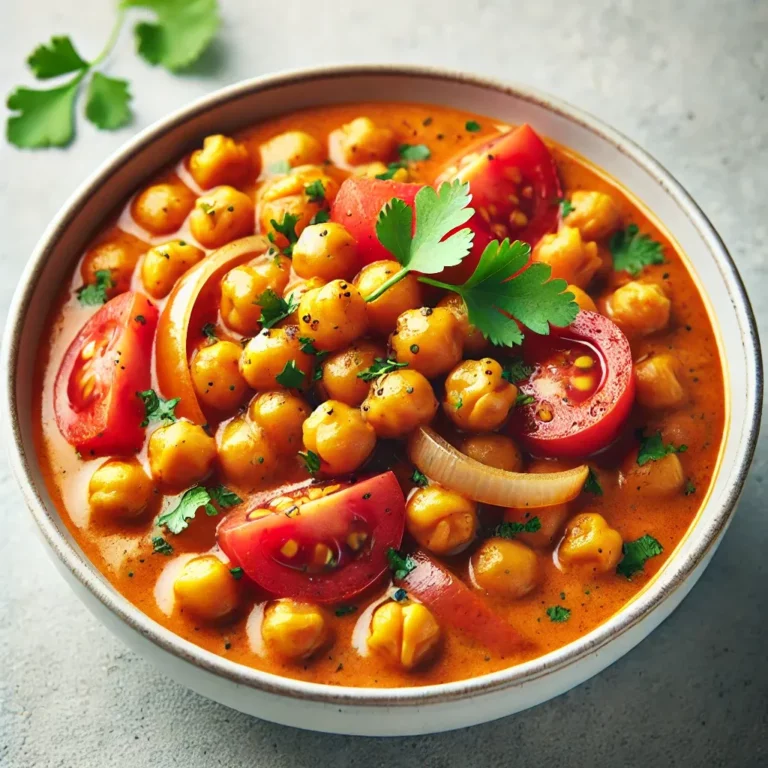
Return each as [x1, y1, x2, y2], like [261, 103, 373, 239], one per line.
[217, 473, 405, 603]
[54, 292, 158, 456]
[509, 311, 636, 459]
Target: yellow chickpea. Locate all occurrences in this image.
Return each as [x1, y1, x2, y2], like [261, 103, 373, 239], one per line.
[131, 180, 196, 235]
[557, 512, 623, 573]
[188, 134, 254, 190]
[564, 190, 622, 241]
[261, 599, 331, 660]
[635, 354, 686, 409]
[470, 538, 540, 599]
[390, 307, 464, 379]
[141, 239, 205, 299]
[281, 277, 326, 325]
[459, 434, 523, 472]
[261, 131, 325, 170]
[354, 261, 424, 336]
[298, 279, 369, 351]
[337, 117, 397, 165]
[532, 226, 601, 289]
[173, 555, 239, 621]
[216, 416, 278, 489]
[352, 162, 410, 182]
[302, 400, 376, 474]
[567, 284, 598, 314]
[624, 452, 685, 498]
[443, 358, 518, 432]
[406, 485, 477, 555]
[318, 340, 386, 406]
[605, 281, 671, 337]
[190, 341, 249, 413]
[189, 186, 255, 249]
[247, 390, 311, 456]
[220, 253, 292, 335]
[367, 601, 441, 670]
[148, 420, 216, 489]
[88, 459, 153, 520]
[240, 326, 315, 391]
[436, 293, 489, 355]
[292, 222, 358, 282]
[361, 369, 438, 438]
[80, 229, 148, 297]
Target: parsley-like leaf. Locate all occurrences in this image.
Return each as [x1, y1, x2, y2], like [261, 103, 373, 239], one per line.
[636, 430, 687, 466]
[465, 120, 481, 132]
[257, 288, 299, 329]
[85, 72, 132, 130]
[270, 212, 300, 255]
[151, 536, 173, 555]
[298, 336, 327, 359]
[310, 209, 330, 225]
[610, 224, 665, 276]
[76, 269, 114, 305]
[501, 358, 534, 383]
[376, 198, 413, 265]
[299, 449, 321, 475]
[207, 485, 242, 509]
[496, 517, 541, 539]
[398, 143, 431, 162]
[304, 179, 326, 203]
[411, 469, 428, 487]
[546, 605, 571, 623]
[275, 360, 305, 389]
[559, 198, 575, 217]
[157, 486, 216, 534]
[616, 534, 663, 579]
[684, 479, 696, 496]
[584, 467, 603, 496]
[387, 548, 417, 581]
[137, 389, 180, 427]
[356, 357, 408, 382]
[27, 36, 88, 79]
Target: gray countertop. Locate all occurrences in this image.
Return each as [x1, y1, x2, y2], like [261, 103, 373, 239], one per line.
[1, 0, 766, 765]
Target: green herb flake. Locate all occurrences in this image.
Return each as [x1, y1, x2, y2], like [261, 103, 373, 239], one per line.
[77, 270, 114, 305]
[495, 517, 542, 539]
[334, 605, 358, 617]
[546, 605, 571, 623]
[270, 212, 300, 255]
[559, 198, 575, 218]
[398, 143, 431, 162]
[584, 466, 604, 496]
[137, 389, 180, 427]
[387, 548, 417, 581]
[610, 224, 665, 276]
[151, 536, 173, 555]
[465, 120, 482, 132]
[617, 534, 663, 579]
[207, 485, 242, 509]
[357, 357, 408, 382]
[636, 430, 687, 466]
[501, 358, 534, 383]
[455, 396, 463, 411]
[229, 566, 244, 580]
[157, 486, 216, 535]
[411, 469, 428, 488]
[299, 449, 321, 476]
[257, 288, 299, 329]
[275, 359, 306, 389]
[310, 209, 330, 225]
[684, 479, 696, 496]
[304, 179, 326, 203]
[135, 314, 147, 325]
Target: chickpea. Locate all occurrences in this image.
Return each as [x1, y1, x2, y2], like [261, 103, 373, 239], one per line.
[148, 420, 216, 489]
[220, 253, 292, 335]
[390, 307, 464, 379]
[443, 359, 517, 432]
[216, 416, 278, 488]
[470, 538, 540, 599]
[292, 223, 358, 282]
[352, 161, 410, 182]
[605, 281, 670, 337]
[131, 180, 196, 235]
[281, 277, 326, 325]
[173, 555, 239, 621]
[302, 400, 376, 474]
[405, 485, 477, 555]
[367, 601, 441, 670]
[361, 369, 438, 438]
[624, 452, 685, 498]
[635, 354, 686, 409]
[189, 186, 255, 249]
[261, 131, 325, 170]
[354, 261, 423, 336]
[338, 117, 397, 165]
[261, 599, 331, 660]
[564, 190, 621, 241]
[318, 340, 386, 406]
[88, 459, 153, 520]
[532, 226, 601, 289]
[557, 512, 623, 573]
[437, 293, 489, 355]
[188, 134, 253, 190]
[240, 326, 315, 391]
[80, 229, 148, 297]
[567, 284, 598, 314]
[190, 341, 249, 413]
[141, 239, 205, 299]
[459, 434, 523, 472]
[298, 280, 369, 351]
[247, 390, 311, 456]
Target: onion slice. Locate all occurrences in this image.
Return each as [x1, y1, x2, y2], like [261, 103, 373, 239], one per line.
[408, 426, 588, 508]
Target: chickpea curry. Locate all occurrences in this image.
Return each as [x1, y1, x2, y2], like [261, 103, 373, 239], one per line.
[34, 103, 725, 688]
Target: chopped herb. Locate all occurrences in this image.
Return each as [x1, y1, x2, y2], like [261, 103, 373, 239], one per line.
[229, 566, 244, 580]
[559, 198, 575, 217]
[137, 389, 180, 427]
[546, 605, 571, 623]
[304, 179, 326, 203]
[312, 366, 323, 382]
[357, 357, 408, 381]
[398, 143, 431, 162]
[684, 479, 696, 496]
[151, 536, 173, 555]
[207, 485, 242, 509]
[515, 393, 535, 407]
[584, 466, 603, 496]
[309, 209, 330, 225]
[501, 358, 534, 383]
[465, 120, 482, 132]
[201, 322, 217, 343]
[455, 396, 463, 410]
[268, 159, 291, 175]
[411, 469, 428, 487]
[257, 288, 299, 329]
[77, 269, 114, 305]
[610, 224, 665, 276]
[387, 548, 417, 581]
[298, 336, 328, 360]
[299, 449, 321, 476]
[156, 483, 241, 535]
[334, 605, 358, 617]
[134, 314, 146, 325]
[275, 359, 305, 389]
[636, 430, 688, 466]
[495, 517, 542, 539]
[270, 212, 300, 255]
[617, 534, 663, 579]
[392, 588, 408, 601]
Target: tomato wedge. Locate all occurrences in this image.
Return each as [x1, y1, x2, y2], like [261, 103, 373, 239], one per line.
[509, 311, 636, 459]
[217, 473, 406, 603]
[399, 551, 528, 655]
[155, 235, 270, 423]
[54, 292, 158, 455]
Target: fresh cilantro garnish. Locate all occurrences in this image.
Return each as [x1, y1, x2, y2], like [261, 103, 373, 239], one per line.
[310, 209, 330, 225]
[495, 517, 541, 539]
[268, 159, 291, 175]
[304, 179, 326, 203]
[334, 605, 358, 617]
[257, 288, 299, 329]
[137, 389, 180, 427]
[584, 467, 603, 496]
[357, 357, 408, 382]
[610, 224, 665, 276]
[201, 322, 218, 343]
[275, 360, 305, 389]
[387, 548, 417, 581]
[559, 198, 575, 217]
[616, 534, 663, 579]
[501, 358, 534, 383]
[684, 479, 696, 496]
[398, 143, 431, 162]
[515, 393, 535, 407]
[156, 483, 240, 535]
[636, 430, 688, 466]
[208, 485, 243, 508]
[299, 449, 321, 475]
[465, 120, 482, 132]
[76, 269, 114, 305]
[411, 469, 428, 487]
[151, 536, 173, 555]
[455, 396, 464, 410]
[546, 605, 571, 623]
[270, 212, 300, 255]
[229, 566, 244, 580]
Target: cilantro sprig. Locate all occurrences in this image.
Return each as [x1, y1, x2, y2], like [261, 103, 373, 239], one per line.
[636, 430, 687, 466]
[257, 288, 299, 329]
[616, 534, 663, 579]
[137, 389, 180, 427]
[357, 358, 408, 382]
[298, 449, 321, 476]
[157, 483, 241, 535]
[270, 213, 300, 255]
[546, 605, 571, 623]
[610, 224, 665, 276]
[77, 269, 114, 305]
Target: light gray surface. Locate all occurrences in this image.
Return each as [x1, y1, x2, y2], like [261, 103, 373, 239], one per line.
[1, 0, 766, 765]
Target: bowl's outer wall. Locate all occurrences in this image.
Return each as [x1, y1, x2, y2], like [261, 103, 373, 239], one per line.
[3, 67, 762, 736]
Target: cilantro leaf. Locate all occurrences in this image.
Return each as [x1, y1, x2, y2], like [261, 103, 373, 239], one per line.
[610, 224, 665, 276]
[157, 486, 216, 534]
[387, 548, 417, 581]
[375, 198, 413, 265]
[636, 430, 687, 466]
[684, 479, 696, 496]
[465, 120, 481, 132]
[299, 449, 321, 475]
[27, 36, 88, 79]
[515, 393, 535, 407]
[501, 358, 534, 383]
[275, 360, 305, 389]
[616, 534, 663, 579]
[230, 566, 244, 580]
[546, 605, 571, 623]
[496, 517, 541, 539]
[356, 357, 408, 382]
[411, 469, 428, 487]
[76, 269, 114, 305]
[207, 485, 242, 508]
[559, 198, 575, 217]
[137, 389, 180, 427]
[270, 212, 300, 255]
[298, 336, 327, 359]
[310, 210, 330, 225]
[123, 0, 221, 72]
[151, 536, 173, 555]
[304, 179, 326, 203]
[85, 72, 132, 130]
[399, 143, 431, 162]
[584, 467, 603, 496]
[257, 288, 298, 328]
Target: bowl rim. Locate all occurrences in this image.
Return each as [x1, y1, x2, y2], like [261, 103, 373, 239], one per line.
[3, 63, 763, 708]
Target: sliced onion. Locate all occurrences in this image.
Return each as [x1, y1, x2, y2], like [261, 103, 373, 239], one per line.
[408, 426, 588, 508]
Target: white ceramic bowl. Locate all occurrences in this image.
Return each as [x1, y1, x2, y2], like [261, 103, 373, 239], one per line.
[3, 65, 762, 737]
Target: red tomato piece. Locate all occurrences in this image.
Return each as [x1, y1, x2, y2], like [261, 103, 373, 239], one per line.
[399, 551, 528, 655]
[509, 311, 636, 459]
[217, 473, 406, 603]
[54, 292, 158, 456]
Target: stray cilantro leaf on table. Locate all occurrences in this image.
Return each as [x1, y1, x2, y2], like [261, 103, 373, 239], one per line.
[501, 358, 534, 383]
[636, 430, 687, 466]
[27, 36, 88, 78]
[515, 393, 535, 407]
[546, 605, 571, 623]
[77, 269, 114, 305]
[411, 469, 428, 487]
[275, 360, 306, 389]
[616, 534, 663, 579]
[85, 72, 132, 130]
[387, 548, 417, 581]
[495, 517, 541, 539]
[584, 467, 603, 496]
[137, 389, 180, 427]
[299, 449, 321, 476]
[258, 288, 299, 328]
[151, 536, 173, 555]
[357, 357, 408, 382]
[610, 224, 664, 276]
